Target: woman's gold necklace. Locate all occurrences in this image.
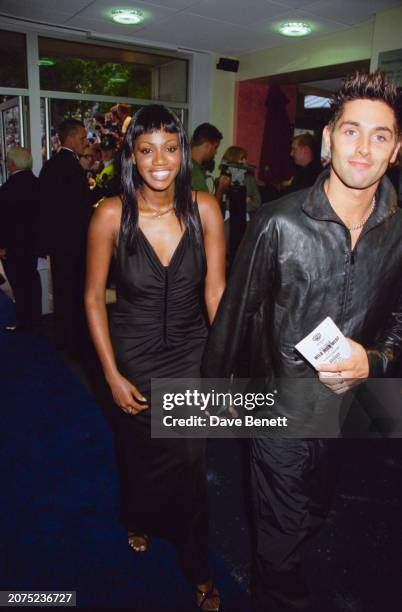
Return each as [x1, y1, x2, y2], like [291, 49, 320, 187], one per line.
[140, 195, 174, 220]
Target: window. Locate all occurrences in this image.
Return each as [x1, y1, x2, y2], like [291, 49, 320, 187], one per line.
[0, 31, 27, 88]
[304, 95, 332, 109]
[39, 37, 188, 103]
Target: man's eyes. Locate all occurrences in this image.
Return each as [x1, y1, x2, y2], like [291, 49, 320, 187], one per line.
[343, 130, 389, 143]
[373, 134, 388, 143]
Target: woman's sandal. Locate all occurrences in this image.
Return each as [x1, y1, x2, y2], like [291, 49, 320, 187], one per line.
[196, 583, 222, 611]
[127, 532, 149, 553]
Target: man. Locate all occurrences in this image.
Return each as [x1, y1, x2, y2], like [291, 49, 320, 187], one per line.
[203, 71, 401, 611]
[283, 132, 322, 193]
[0, 147, 41, 331]
[190, 123, 223, 192]
[39, 118, 92, 355]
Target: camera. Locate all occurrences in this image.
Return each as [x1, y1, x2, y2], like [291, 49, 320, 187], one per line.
[220, 161, 256, 187]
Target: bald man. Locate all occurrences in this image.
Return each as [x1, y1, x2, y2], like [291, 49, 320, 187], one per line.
[0, 147, 42, 331]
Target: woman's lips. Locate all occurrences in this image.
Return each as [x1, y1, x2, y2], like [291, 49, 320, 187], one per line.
[150, 170, 170, 180]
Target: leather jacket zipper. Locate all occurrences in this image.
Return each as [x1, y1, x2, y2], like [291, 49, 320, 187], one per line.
[340, 248, 355, 326]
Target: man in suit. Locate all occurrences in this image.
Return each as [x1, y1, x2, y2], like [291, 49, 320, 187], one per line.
[0, 147, 42, 331]
[39, 118, 91, 355]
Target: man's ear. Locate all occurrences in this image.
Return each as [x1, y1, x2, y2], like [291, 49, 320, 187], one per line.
[390, 140, 401, 165]
[323, 125, 332, 154]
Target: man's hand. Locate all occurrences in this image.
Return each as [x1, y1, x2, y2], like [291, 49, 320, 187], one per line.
[317, 338, 369, 395]
[0, 248, 6, 260]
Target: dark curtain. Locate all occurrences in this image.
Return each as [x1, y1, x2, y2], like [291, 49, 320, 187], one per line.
[258, 85, 293, 185]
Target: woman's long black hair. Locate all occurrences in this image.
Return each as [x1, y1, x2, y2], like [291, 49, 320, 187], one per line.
[120, 104, 201, 253]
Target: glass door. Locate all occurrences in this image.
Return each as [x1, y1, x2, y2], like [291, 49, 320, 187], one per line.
[0, 96, 28, 185]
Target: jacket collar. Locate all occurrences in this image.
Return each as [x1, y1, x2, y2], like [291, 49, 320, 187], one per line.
[59, 147, 80, 162]
[302, 168, 398, 230]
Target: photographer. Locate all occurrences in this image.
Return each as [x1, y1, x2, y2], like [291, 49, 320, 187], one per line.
[216, 146, 261, 264]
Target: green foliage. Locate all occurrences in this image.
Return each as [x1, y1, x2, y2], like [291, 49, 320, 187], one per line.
[40, 57, 152, 99]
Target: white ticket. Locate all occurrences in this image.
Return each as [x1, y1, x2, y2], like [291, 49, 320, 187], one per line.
[295, 317, 351, 373]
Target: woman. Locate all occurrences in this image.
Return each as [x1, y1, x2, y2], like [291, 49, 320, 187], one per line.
[85, 105, 225, 610]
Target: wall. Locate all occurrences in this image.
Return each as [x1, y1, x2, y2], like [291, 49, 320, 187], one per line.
[210, 6, 402, 171]
[188, 51, 214, 134]
[210, 55, 237, 165]
[238, 22, 373, 82]
[370, 5, 402, 69]
[234, 82, 297, 179]
[209, 23, 374, 160]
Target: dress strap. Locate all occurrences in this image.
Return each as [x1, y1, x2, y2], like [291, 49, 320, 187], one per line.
[192, 190, 207, 268]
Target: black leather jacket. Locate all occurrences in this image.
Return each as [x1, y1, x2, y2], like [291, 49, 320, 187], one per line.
[203, 170, 402, 380]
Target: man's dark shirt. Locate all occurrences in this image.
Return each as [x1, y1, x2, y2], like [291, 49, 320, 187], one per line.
[0, 170, 40, 255]
[38, 148, 92, 255]
[288, 159, 323, 193]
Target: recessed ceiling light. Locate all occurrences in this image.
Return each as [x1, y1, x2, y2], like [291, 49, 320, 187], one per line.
[278, 22, 312, 37]
[111, 8, 144, 25]
[39, 57, 55, 66]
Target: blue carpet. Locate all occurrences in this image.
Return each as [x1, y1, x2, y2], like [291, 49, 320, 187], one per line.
[0, 291, 250, 610]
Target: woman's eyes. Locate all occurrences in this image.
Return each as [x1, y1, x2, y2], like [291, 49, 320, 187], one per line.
[140, 146, 179, 154]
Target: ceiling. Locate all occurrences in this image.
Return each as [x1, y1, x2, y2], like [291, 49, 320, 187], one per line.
[0, 0, 401, 56]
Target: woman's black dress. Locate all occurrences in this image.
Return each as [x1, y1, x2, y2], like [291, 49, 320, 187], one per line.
[110, 205, 209, 583]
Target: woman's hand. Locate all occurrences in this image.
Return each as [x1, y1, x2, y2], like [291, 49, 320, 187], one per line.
[107, 372, 149, 415]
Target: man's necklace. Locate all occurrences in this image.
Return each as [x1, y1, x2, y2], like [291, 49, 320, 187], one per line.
[347, 195, 376, 231]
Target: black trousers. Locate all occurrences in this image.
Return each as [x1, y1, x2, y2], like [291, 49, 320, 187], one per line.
[50, 249, 88, 354]
[249, 438, 331, 612]
[3, 253, 42, 329]
[228, 186, 247, 266]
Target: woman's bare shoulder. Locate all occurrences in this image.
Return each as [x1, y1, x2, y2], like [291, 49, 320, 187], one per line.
[94, 195, 122, 216]
[92, 195, 122, 226]
[192, 190, 221, 226]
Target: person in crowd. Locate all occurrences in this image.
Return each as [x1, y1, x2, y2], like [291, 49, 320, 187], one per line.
[91, 111, 107, 141]
[93, 133, 118, 191]
[80, 145, 96, 185]
[191, 123, 223, 192]
[282, 132, 322, 193]
[90, 142, 103, 175]
[113, 103, 132, 135]
[0, 147, 42, 331]
[203, 71, 402, 611]
[38, 118, 92, 355]
[215, 146, 261, 217]
[85, 104, 225, 611]
[387, 147, 401, 206]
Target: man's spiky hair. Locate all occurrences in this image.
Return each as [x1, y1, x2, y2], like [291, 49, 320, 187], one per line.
[328, 70, 401, 134]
